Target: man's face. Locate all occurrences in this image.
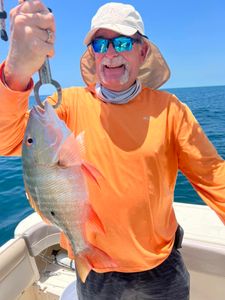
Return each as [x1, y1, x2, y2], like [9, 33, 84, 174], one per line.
[93, 29, 148, 91]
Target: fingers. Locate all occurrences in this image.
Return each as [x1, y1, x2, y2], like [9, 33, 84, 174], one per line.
[17, 0, 49, 14]
[10, 13, 55, 56]
[9, 0, 55, 54]
[45, 29, 55, 44]
[11, 6, 55, 33]
[6, 0, 56, 81]
[34, 12, 55, 32]
[12, 12, 56, 33]
[31, 27, 55, 44]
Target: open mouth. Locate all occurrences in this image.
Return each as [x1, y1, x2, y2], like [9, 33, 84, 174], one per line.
[104, 64, 125, 71]
[105, 64, 123, 68]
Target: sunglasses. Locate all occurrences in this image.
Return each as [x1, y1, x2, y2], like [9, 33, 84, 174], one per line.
[90, 36, 141, 54]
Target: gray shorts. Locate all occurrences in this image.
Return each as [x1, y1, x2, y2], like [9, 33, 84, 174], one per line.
[76, 248, 190, 300]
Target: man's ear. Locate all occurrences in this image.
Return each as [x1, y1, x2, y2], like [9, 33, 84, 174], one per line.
[140, 41, 150, 63]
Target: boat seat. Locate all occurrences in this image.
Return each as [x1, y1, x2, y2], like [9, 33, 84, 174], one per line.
[14, 212, 61, 257]
[0, 237, 40, 300]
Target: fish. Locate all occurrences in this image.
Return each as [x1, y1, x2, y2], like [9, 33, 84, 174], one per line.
[22, 101, 116, 281]
[0, 0, 8, 41]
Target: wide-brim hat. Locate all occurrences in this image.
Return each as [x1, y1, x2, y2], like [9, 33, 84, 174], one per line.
[80, 2, 170, 89]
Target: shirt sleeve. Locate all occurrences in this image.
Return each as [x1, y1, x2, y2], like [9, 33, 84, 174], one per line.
[0, 62, 33, 156]
[175, 97, 225, 224]
[0, 62, 67, 156]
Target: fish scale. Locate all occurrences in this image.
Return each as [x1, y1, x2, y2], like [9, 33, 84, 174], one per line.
[24, 167, 87, 249]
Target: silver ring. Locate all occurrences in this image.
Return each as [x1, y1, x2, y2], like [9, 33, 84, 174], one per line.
[46, 29, 53, 43]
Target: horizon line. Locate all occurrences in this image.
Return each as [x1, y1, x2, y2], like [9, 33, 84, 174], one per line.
[34, 83, 225, 97]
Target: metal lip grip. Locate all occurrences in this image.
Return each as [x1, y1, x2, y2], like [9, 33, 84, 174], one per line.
[34, 57, 62, 109]
[22, 0, 62, 109]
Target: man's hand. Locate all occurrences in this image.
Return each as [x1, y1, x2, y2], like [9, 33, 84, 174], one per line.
[4, 0, 55, 91]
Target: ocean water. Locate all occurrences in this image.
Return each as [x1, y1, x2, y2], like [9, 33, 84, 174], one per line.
[0, 86, 225, 246]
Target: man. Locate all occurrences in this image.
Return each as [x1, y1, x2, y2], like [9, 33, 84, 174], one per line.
[0, 1, 224, 299]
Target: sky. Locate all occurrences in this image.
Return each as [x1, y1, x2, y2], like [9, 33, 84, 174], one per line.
[0, 0, 225, 95]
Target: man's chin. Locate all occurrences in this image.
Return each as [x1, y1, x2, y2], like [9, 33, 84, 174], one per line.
[100, 81, 126, 91]
[99, 76, 130, 91]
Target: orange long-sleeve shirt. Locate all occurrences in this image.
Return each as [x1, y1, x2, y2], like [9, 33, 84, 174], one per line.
[0, 62, 225, 273]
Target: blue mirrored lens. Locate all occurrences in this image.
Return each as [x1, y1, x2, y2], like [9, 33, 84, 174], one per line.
[91, 37, 137, 53]
[92, 39, 109, 53]
[113, 37, 133, 52]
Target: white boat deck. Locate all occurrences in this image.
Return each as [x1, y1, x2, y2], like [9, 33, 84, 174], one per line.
[35, 262, 75, 299]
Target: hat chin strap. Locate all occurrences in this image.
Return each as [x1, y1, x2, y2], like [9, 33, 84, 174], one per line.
[95, 80, 142, 104]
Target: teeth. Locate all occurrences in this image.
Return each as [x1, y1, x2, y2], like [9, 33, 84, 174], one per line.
[105, 65, 123, 68]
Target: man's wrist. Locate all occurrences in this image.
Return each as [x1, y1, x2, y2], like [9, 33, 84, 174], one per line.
[0, 62, 34, 105]
[2, 62, 33, 92]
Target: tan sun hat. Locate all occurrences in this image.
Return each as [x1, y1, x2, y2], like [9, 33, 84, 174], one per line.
[80, 2, 170, 89]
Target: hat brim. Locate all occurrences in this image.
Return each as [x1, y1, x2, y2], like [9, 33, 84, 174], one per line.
[84, 24, 138, 45]
[80, 37, 170, 89]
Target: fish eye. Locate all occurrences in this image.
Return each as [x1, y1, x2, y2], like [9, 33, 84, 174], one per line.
[50, 211, 55, 216]
[26, 137, 34, 146]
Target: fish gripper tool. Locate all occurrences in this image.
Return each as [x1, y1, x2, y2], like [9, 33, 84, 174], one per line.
[34, 57, 62, 109]
[21, 0, 62, 109]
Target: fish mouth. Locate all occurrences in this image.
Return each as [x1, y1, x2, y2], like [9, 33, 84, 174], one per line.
[32, 101, 55, 123]
[32, 104, 46, 118]
[33, 100, 54, 114]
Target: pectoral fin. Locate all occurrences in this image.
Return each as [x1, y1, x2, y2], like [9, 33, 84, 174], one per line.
[58, 133, 82, 167]
[75, 255, 92, 283]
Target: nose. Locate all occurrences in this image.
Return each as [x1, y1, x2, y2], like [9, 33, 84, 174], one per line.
[105, 42, 118, 57]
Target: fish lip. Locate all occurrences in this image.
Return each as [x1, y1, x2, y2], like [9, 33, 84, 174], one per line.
[32, 104, 46, 118]
[31, 101, 54, 123]
[32, 101, 54, 116]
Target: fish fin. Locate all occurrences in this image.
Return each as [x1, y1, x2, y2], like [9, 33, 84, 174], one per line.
[59, 131, 104, 186]
[81, 162, 104, 187]
[88, 246, 118, 269]
[58, 133, 82, 167]
[83, 246, 117, 270]
[75, 255, 92, 283]
[87, 204, 106, 234]
[75, 246, 118, 283]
